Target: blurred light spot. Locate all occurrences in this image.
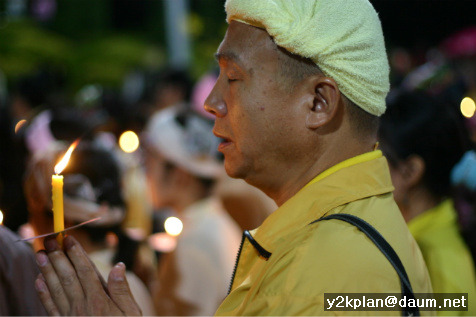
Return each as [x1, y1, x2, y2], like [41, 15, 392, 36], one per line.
[148, 232, 177, 253]
[14, 119, 27, 133]
[119, 131, 139, 153]
[76, 84, 102, 108]
[0, 210, 3, 225]
[164, 217, 183, 236]
[461, 97, 476, 118]
[124, 227, 146, 241]
[18, 223, 35, 240]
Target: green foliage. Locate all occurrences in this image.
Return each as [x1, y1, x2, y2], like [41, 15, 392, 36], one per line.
[0, 20, 72, 80]
[47, 0, 113, 40]
[0, 19, 164, 91]
[69, 35, 164, 88]
[188, 1, 227, 78]
[0, 0, 228, 93]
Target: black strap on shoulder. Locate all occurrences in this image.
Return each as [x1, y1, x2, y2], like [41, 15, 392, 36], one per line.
[311, 213, 420, 317]
[244, 230, 272, 259]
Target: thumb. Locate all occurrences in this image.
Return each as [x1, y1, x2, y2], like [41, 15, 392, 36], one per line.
[108, 263, 142, 316]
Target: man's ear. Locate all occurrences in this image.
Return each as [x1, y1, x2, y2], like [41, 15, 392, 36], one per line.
[304, 76, 341, 129]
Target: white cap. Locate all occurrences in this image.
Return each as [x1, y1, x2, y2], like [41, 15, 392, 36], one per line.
[145, 105, 224, 179]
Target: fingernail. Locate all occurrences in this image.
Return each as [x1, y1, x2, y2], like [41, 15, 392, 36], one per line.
[35, 278, 46, 292]
[36, 252, 48, 267]
[63, 235, 76, 251]
[112, 262, 125, 281]
[44, 237, 59, 252]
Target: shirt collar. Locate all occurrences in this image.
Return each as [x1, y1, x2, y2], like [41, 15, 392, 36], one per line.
[251, 150, 394, 254]
[407, 199, 455, 240]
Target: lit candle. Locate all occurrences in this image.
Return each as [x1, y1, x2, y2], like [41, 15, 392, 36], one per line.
[52, 140, 79, 245]
[0, 209, 4, 225]
[51, 174, 64, 241]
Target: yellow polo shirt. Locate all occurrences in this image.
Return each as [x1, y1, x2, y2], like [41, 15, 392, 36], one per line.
[408, 199, 476, 316]
[216, 151, 433, 316]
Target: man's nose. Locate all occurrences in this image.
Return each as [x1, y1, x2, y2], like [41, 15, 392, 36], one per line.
[204, 84, 227, 117]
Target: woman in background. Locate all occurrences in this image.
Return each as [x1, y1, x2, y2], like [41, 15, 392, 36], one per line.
[379, 91, 476, 316]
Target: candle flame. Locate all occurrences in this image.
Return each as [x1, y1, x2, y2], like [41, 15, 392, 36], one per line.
[54, 140, 79, 174]
[0, 209, 3, 225]
[14, 119, 27, 134]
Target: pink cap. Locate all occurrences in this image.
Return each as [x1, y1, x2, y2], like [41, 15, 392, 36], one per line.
[191, 73, 217, 119]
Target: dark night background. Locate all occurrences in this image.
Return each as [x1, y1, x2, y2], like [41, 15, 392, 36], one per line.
[1, 0, 474, 87]
[109, 0, 476, 48]
[371, 0, 476, 47]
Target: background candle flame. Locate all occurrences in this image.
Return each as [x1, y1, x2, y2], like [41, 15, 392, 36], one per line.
[14, 119, 27, 134]
[54, 140, 79, 174]
[164, 216, 183, 236]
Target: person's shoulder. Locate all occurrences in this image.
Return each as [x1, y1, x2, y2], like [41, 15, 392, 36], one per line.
[0, 226, 33, 260]
[300, 207, 395, 274]
[259, 195, 413, 294]
[258, 229, 396, 296]
[0, 225, 19, 242]
[415, 214, 469, 254]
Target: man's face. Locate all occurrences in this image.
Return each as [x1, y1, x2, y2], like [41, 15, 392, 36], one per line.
[205, 21, 308, 188]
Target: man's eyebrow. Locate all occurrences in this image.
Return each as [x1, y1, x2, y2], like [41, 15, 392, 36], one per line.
[214, 51, 241, 63]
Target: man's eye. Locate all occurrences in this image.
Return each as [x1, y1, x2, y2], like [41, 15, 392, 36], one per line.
[228, 78, 238, 83]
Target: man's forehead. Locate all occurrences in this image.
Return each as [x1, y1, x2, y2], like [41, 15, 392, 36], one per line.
[215, 21, 277, 64]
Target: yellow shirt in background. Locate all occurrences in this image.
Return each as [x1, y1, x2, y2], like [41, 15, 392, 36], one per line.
[216, 151, 433, 316]
[408, 199, 476, 316]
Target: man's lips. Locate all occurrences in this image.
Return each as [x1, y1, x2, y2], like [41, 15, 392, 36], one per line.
[213, 131, 232, 142]
[218, 140, 232, 151]
[213, 131, 232, 151]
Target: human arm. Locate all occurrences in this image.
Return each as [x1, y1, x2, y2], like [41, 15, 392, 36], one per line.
[0, 226, 47, 316]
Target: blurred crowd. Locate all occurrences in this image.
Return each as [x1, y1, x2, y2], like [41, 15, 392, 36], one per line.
[0, 61, 276, 315]
[382, 26, 476, 314]
[0, 23, 476, 316]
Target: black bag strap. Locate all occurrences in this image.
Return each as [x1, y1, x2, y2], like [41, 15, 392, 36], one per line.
[311, 213, 420, 317]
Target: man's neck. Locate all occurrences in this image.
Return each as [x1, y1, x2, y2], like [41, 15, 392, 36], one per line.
[252, 142, 377, 207]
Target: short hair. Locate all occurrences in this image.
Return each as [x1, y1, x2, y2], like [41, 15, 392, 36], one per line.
[153, 67, 193, 101]
[378, 91, 471, 198]
[63, 143, 124, 208]
[62, 142, 124, 244]
[276, 46, 379, 136]
[344, 98, 380, 136]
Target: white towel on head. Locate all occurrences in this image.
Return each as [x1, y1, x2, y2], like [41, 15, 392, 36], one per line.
[225, 0, 390, 116]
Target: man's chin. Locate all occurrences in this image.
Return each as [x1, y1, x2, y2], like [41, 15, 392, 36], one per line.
[224, 160, 246, 180]
[224, 166, 241, 180]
